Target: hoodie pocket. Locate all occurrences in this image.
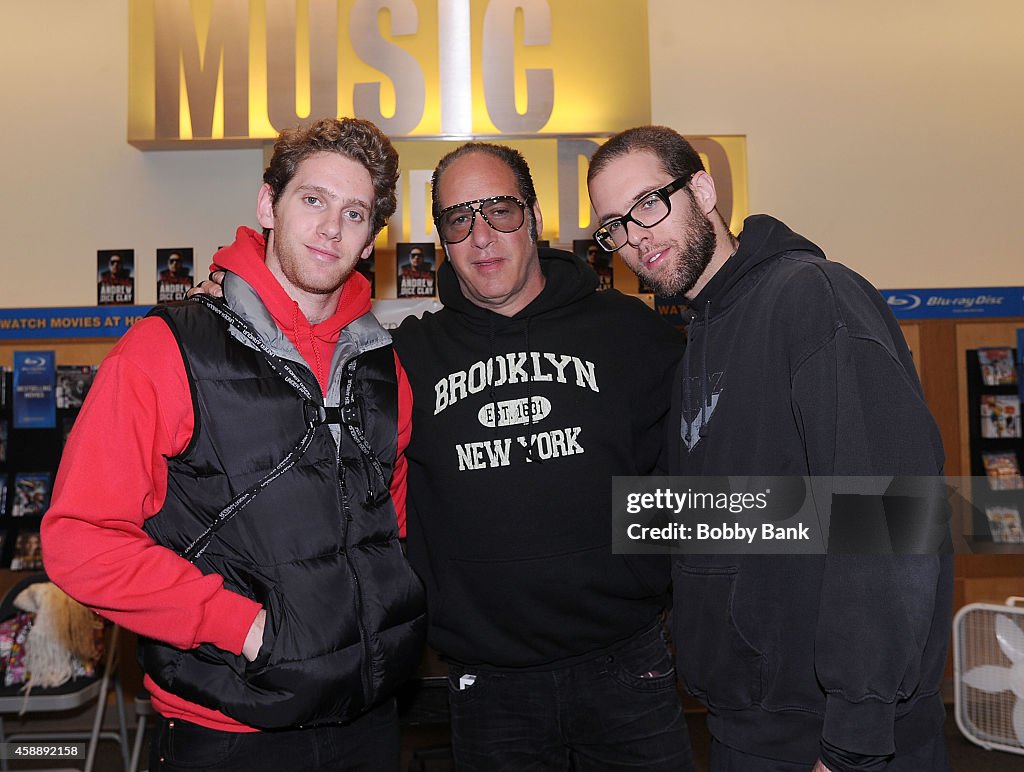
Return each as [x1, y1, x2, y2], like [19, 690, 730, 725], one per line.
[672, 561, 764, 710]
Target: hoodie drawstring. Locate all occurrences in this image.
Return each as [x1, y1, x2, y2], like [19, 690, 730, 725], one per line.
[681, 299, 713, 448]
[682, 338, 693, 446]
[487, 317, 499, 440]
[484, 317, 541, 463]
[523, 317, 542, 463]
[291, 301, 301, 341]
[699, 299, 712, 439]
[289, 300, 328, 391]
[309, 324, 324, 388]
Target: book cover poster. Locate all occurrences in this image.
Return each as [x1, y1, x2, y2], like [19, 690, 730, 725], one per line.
[55, 365, 96, 409]
[354, 247, 376, 298]
[156, 247, 194, 303]
[396, 243, 437, 298]
[981, 394, 1022, 438]
[97, 249, 135, 305]
[574, 239, 613, 291]
[10, 531, 42, 571]
[982, 451, 1024, 490]
[12, 351, 55, 429]
[978, 348, 1017, 386]
[11, 472, 51, 517]
[985, 505, 1024, 543]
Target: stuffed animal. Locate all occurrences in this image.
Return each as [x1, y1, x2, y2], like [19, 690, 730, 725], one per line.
[14, 581, 103, 691]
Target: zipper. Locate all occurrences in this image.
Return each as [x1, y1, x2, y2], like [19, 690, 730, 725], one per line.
[191, 292, 381, 706]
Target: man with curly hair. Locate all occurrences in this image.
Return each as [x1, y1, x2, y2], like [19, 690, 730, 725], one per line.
[42, 118, 426, 771]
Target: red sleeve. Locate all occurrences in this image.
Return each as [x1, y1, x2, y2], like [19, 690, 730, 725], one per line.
[41, 317, 261, 655]
[391, 350, 413, 537]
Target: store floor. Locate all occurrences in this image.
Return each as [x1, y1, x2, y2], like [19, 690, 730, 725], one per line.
[2, 704, 1021, 770]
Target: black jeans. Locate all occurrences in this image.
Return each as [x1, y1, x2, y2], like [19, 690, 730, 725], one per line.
[447, 622, 694, 771]
[709, 733, 952, 772]
[149, 698, 399, 771]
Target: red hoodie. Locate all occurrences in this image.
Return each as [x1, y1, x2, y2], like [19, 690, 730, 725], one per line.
[42, 227, 413, 732]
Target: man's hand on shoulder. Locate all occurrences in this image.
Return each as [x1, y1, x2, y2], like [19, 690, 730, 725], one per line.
[186, 270, 226, 299]
[242, 608, 266, 662]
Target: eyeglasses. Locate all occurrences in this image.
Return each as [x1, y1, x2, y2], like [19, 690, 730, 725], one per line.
[592, 172, 695, 252]
[436, 196, 527, 244]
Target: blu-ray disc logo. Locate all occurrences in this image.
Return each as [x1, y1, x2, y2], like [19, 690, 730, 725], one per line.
[886, 293, 921, 311]
[21, 356, 48, 368]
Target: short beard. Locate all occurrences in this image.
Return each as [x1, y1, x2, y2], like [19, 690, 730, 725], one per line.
[640, 194, 716, 297]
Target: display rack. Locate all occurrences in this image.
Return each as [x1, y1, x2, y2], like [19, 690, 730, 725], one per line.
[965, 347, 1024, 543]
[0, 366, 96, 571]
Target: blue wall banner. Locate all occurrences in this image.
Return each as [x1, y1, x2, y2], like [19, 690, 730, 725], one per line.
[0, 306, 152, 339]
[13, 350, 56, 429]
[881, 287, 1024, 319]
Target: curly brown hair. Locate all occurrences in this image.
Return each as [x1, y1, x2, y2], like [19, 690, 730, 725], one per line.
[263, 118, 399, 238]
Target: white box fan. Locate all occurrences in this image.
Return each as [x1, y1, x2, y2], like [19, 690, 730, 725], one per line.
[954, 596, 1024, 755]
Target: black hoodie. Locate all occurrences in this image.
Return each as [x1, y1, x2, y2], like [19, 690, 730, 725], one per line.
[669, 215, 952, 769]
[393, 248, 684, 668]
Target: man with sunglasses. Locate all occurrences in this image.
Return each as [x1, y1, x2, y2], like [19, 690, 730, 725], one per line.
[391, 143, 692, 770]
[587, 126, 952, 771]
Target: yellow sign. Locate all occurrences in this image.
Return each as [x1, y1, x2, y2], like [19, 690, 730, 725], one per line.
[129, 1, 747, 247]
[129, 0, 652, 146]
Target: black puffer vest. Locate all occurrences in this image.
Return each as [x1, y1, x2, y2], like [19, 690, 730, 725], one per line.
[140, 288, 425, 729]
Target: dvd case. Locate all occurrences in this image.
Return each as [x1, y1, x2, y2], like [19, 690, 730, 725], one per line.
[55, 365, 96, 409]
[982, 451, 1024, 490]
[985, 505, 1024, 543]
[10, 531, 42, 571]
[980, 394, 1022, 439]
[977, 347, 1018, 386]
[11, 472, 51, 518]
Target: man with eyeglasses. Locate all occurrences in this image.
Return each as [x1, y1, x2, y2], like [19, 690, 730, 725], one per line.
[391, 142, 693, 770]
[587, 126, 952, 772]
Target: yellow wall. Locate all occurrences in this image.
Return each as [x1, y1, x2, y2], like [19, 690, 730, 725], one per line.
[1, 0, 1021, 308]
[648, 0, 1024, 289]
